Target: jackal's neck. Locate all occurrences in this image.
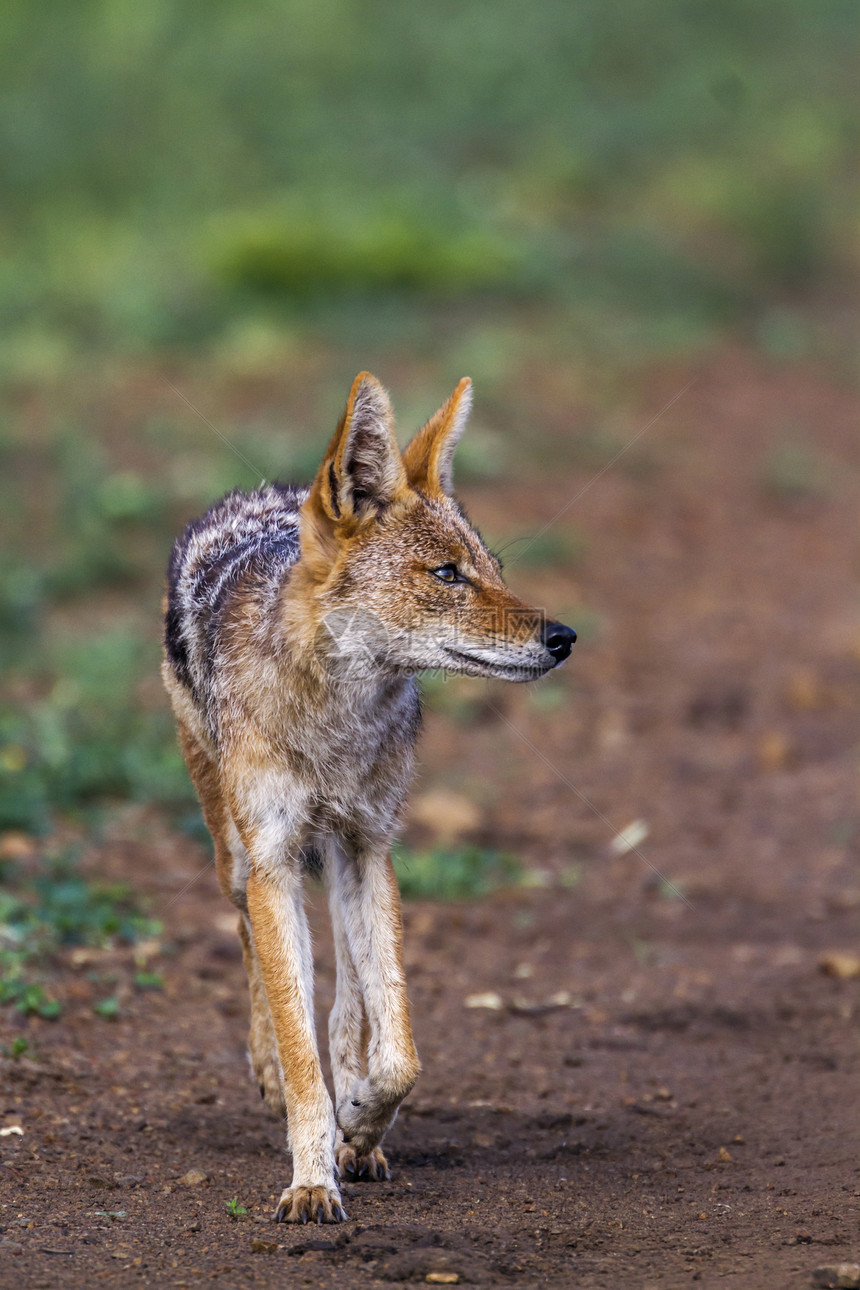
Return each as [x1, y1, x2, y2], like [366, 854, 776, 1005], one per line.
[290, 639, 417, 723]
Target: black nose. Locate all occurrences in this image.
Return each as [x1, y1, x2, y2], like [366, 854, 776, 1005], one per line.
[542, 620, 577, 665]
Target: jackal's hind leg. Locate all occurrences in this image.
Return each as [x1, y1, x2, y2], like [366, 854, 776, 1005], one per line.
[177, 726, 284, 1113]
[238, 914, 285, 1118]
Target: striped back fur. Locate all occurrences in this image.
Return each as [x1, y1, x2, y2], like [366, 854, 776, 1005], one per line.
[164, 482, 307, 728]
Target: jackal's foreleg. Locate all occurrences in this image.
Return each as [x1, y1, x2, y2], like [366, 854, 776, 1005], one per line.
[329, 847, 420, 1160]
[244, 864, 344, 1223]
[328, 888, 368, 1105]
[328, 888, 390, 1181]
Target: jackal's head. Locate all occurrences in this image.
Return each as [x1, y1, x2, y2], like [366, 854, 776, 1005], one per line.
[297, 373, 576, 682]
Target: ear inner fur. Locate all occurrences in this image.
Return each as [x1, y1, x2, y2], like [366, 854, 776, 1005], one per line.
[317, 372, 406, 524]
[402, 376, 472, 496]
[300, 372, 407, 578]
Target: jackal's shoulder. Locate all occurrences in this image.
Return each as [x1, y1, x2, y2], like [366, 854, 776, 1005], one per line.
[164, 481, 309, 695]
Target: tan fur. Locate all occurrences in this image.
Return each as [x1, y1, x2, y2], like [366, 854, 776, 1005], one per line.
[237, 912, 284, 1116]
[402, 376, 472, 495]
[176, 722, 234, 903]
[162, 372, 575, 1223]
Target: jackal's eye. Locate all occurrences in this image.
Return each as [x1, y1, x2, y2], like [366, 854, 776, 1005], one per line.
[430, 563, 464, 584]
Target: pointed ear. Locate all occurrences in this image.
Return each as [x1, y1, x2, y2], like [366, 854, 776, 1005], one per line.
[310, 372, 406, 526]
[402, 378, 472, 496]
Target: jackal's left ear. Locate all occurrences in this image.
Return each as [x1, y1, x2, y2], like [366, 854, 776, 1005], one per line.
[402, 377, 472, 496]
[313, 372, 406, 525]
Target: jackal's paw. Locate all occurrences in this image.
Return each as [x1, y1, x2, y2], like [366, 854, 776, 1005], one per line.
[336, 1141, 391, 1182]
[336, 1080, 398, 1157]
[274, 1185, 347, 1225]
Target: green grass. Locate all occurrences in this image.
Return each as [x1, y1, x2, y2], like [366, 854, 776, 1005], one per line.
[0, 0, 854, 916]
[92, 996, 121, 1019]
[2, 1036, 29, 1059]
[0, 628, 195, 834]
[392, 844, 523, 901]
[0, 979, 61, 1020]
[0, 2, 854, 363]
[134, 971, 164, 991]
[0, 416, 198, 832]
[209, 203, 526, 301]
[0, 847, 161, 1021]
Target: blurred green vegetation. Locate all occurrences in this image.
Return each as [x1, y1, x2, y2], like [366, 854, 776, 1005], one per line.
[0, 847, 161, 1020]
[0, 0, 855, 366]
[0, 1, 856, 844]
[393, 843, 523, 901]
[0, 628, 192, 833]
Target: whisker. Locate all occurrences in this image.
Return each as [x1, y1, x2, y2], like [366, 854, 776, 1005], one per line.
[492, 534, 537, 560]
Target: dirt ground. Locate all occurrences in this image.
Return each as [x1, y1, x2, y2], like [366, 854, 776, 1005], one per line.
[2, 348, 859, 1289]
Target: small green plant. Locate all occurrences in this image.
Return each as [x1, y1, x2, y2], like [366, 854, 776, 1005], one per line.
[392, 844, 523, 901]
[93, 996, 121, 1019]
[0, 978, 61, 1019]
[134, 971, 163, 991]
[2, 1036, 30, 1058]
[225, 1196, 247, 1220]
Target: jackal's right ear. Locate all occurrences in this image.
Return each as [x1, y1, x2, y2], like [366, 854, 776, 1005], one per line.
[402, 377, 472, 496]
[310, 372, 406, 527]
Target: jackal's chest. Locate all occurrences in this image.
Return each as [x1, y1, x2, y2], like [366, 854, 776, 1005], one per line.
[310, 747, 414, 841]
[260, 677, 421, 842]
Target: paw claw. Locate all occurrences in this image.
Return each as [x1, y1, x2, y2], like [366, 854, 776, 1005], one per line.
[335, 1142, 391, 1185]
[274, 1185, 347, 1225]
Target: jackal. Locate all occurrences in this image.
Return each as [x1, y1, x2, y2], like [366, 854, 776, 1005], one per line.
[162, 373, 575, 1223]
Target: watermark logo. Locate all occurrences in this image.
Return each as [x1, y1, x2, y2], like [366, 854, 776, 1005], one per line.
[317, 605, 547, 679]
[317, 607, 393, 679]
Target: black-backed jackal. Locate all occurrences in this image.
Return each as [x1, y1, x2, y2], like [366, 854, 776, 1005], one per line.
[162, 373, 576, 1223]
